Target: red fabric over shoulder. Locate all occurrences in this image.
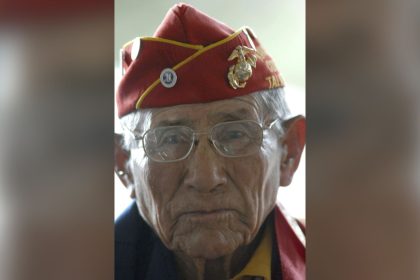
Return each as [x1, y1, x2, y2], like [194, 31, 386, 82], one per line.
[274, 204, 306, 280]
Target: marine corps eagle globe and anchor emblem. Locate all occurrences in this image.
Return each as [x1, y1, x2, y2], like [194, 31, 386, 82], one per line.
[227, 45, 257, 89]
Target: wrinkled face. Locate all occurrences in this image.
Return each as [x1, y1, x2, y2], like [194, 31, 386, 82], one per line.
[128, 97, 283, 259]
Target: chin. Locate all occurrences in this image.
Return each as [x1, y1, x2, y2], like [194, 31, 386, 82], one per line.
[171, 228, 247, 259]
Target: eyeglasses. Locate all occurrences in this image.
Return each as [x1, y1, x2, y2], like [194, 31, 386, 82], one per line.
[131, 119, 279, 163]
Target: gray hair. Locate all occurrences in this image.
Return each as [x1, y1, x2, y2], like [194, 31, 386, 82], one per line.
[119, 87, 290, 150]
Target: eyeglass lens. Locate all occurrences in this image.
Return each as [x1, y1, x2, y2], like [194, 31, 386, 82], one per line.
[143, 121, 263, 162]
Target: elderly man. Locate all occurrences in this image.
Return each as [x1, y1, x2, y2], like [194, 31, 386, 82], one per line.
[115, 4, 305, 280]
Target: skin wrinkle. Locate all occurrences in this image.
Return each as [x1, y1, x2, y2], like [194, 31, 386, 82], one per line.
[225, 162, 253, 232]
[223, 254, 233, 279]
[171, 211, 248, 255]
[230, 162, 258, 243]
[135, 157, 174, 245]
[169, 147, 246, 247]
[125, 93, 288, 279]
[174, 255, 206, 280]
[165, 162, 187, 235]
[233, 141, 277, 241]
[146, 161, 182, 244]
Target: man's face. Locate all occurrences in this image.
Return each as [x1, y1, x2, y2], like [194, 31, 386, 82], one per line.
[128, 96, 283, 259]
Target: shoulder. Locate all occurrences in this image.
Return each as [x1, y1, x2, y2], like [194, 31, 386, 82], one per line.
[115, 202, 154, 280]
[272, 203, 306, 280]
[115, 202, 148, 242]
[115, 202, 179, 280]
[273, 203, 305, 247]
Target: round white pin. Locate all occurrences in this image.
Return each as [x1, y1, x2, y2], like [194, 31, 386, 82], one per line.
[160, 68, 177, 88]
[130, 38, 141, 61]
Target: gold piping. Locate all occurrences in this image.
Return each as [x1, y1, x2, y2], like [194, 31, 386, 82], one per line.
[135, 28, 245, 109]
[122, 37, 138, 49]
[122, 37, 203, 50]
[142, 37, 203, 49]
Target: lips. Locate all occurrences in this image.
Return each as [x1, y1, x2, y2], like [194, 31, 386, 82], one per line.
[170, 199, 243, 223]
[181, 209, 237, 223]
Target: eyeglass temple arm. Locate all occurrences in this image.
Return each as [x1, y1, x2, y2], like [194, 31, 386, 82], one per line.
[266, 118, 279, 129]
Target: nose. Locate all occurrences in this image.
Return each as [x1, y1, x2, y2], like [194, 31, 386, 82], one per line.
[182, 138, 227, 194]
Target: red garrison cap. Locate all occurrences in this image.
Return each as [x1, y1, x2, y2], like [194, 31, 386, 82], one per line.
[117, 3, 284, 117]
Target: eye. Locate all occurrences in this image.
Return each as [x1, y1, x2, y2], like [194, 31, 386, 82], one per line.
[212, 121, 262, 149]
[162, 134, 182, 144]
[156, 128, 191, 147]
[218, 126, 250, 143]
[224, 130, 246, 140]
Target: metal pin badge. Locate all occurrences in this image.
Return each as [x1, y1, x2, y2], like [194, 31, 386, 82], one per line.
[160, 68, 177, 88]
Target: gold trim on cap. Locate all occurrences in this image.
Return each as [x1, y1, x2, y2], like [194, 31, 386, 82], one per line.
[135, 28, 246, 109]
[142, 37, 204, 50]
[122, 37, 204, 50]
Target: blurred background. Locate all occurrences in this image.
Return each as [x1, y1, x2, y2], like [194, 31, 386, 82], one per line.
[0, 1, 114, 279]
[307, 0, 420, 279]
[0, 0, 419, 279]
[114, 0, 307, 220]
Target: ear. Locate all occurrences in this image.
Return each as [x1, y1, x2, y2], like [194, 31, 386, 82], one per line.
[115, 133, 136, 198]
[279, 116, 306, 186]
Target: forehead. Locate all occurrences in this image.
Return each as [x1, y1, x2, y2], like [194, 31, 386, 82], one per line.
[149, 96, 261, 127]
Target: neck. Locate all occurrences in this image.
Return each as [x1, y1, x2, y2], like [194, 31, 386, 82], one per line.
[174, 226, 265, 280]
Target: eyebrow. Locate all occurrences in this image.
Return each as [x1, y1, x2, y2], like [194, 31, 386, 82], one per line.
[154, 118, 194, 127]
[209, 108, 256, 122]
[151, 107, 256, 128]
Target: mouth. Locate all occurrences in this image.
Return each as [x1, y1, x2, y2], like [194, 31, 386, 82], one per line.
[181, 209, 236, 223]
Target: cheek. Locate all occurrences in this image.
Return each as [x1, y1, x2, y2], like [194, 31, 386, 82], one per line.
[131, 154, 185, 242]
[260, 144, 282, 208]
[227, 145, 280, 232]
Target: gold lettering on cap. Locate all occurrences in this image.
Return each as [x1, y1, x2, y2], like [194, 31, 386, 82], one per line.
[266, 75, 285, 88]
[256, 46, 267, 60]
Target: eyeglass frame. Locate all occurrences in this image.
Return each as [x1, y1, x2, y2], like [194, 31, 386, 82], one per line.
[126, 119, 281, 163]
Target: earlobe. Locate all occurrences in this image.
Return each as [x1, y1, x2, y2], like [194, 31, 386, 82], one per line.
[280, 157, 296, 186]
[115, 133, 135, 197]
[279, 116, 306, 186]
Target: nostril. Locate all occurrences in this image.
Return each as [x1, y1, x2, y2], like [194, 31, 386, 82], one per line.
[210, 184, 224, 194]
[187, 181, 226, 194]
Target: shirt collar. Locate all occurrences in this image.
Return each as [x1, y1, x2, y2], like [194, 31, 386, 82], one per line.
[231, 222, 272, 280]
